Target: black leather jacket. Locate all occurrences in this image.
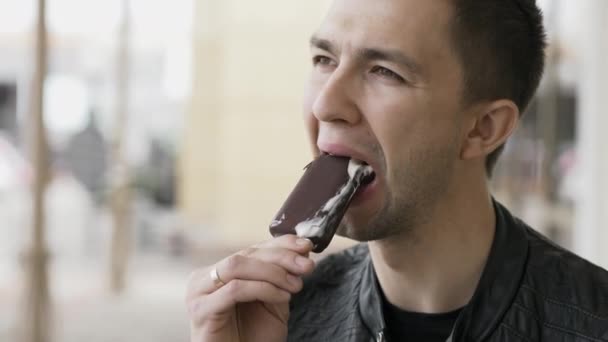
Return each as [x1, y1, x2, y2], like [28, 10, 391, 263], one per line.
[287, 202, 608, 341]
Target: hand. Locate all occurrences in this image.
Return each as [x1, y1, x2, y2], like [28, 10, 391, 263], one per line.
[186, 235, 315, 342]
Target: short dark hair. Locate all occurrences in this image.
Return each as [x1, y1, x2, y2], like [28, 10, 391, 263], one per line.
[449, 0, 547, 176]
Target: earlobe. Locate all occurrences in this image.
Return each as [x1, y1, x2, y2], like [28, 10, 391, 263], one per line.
[460, 100, 519, 161]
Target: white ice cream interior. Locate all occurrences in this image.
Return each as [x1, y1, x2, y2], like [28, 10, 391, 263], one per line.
[294, 159, 374, 239]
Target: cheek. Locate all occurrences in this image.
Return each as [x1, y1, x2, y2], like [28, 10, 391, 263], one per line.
[377, 120, 414, 182]
[364, 98, 418, 166]
[381, 115, 461, 189]
[362, 92, 443, 181]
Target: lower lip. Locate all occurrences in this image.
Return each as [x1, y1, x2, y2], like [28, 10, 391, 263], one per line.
[350, 176, 379, 206]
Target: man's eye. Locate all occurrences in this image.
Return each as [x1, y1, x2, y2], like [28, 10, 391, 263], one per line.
[312, 56, 334, 66]
[371, 66, 405, 83]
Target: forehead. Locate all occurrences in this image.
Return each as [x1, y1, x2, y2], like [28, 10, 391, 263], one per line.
[316, 0, 455, 70]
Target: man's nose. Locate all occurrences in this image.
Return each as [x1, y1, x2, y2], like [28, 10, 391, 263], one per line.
[312, 69, 361, 125]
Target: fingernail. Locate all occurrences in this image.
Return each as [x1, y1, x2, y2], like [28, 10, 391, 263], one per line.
[296, 238, 312, 247]
[286, 274, 300, 286]
[296, 256, 310, 267]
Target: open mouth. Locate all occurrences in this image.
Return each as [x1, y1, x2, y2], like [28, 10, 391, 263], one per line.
[361, 167, 376, 186]
[321, 151, 377, 187]
[356, 161, 376, 197]
[353, 159, 376, 187]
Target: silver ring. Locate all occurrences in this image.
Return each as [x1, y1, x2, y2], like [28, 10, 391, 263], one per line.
[210, 267, 225, 288]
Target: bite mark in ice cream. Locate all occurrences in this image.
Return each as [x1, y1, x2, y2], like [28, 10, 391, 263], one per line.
[269, 155, 373, 253]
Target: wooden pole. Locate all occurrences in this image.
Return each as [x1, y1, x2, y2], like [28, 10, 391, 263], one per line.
[109, 0, 132, 294]
[20, 0, 51, 341]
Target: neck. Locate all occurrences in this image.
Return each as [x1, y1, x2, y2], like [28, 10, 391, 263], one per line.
[369, 172, 495, 314]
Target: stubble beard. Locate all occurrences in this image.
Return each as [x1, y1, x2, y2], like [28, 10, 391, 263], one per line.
[337, 143, 457, 243]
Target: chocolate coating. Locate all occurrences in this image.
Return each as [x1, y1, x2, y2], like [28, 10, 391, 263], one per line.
[269, 154, 371, 253]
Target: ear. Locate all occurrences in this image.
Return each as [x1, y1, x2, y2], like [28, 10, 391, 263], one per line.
[460, 100, 519, 161]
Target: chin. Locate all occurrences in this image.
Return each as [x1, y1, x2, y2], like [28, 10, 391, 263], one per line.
[335, 183, 393, 241]
[335, 224, 367, 242]
[336, 211, 381, 242]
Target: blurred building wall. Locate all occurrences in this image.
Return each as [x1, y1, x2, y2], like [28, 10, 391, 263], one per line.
[179, 1, 331, 244]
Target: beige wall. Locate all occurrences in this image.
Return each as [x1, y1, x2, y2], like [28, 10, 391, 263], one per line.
[179, 1, 333, 244]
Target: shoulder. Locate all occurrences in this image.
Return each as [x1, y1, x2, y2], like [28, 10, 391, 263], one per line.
[509, 221, 608, 339]
[523, 224, 608, 307]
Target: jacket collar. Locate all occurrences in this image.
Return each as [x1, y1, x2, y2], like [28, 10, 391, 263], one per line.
[451, 200, 529, 340]
[357, 200, 530, 341]
[358, 252, 385, 339]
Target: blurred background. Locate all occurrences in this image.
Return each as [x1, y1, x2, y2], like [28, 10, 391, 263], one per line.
[0, 0, 606, 341]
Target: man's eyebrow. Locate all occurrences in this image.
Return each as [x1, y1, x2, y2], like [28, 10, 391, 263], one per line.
[310, 35, 423, 76]
[309, 36, 337, 55]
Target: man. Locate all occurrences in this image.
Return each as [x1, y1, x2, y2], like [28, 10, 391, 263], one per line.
[186, 0, 608, 341]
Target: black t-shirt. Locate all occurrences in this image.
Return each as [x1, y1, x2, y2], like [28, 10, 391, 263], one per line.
[382, 295, 463, 342]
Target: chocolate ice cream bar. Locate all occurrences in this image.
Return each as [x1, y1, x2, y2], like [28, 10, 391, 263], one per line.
[269, 154, 374, 253]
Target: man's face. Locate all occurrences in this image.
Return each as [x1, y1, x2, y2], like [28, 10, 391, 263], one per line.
[303, 0, 467, 241]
